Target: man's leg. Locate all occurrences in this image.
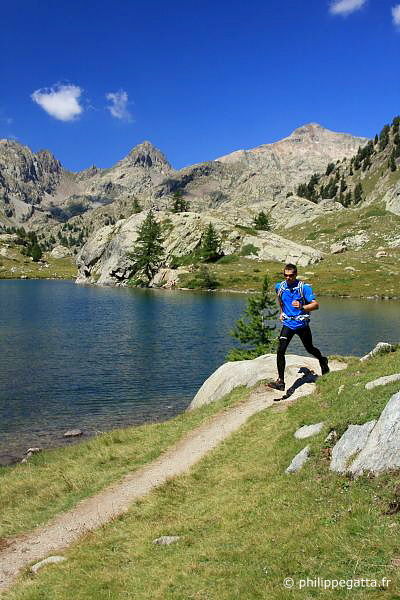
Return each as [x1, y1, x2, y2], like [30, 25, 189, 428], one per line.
[297, 326, 329, 374]
[268, 326, 295, 390]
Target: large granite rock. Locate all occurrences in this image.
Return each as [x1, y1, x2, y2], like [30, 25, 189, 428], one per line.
[383, 180, 400, 216]
[348, 391, 400, 477]
[188, 354, 338, 410]
[76, 210, 323, 286]
[360, 342, 394, 362]
[330, 421, 376, 473]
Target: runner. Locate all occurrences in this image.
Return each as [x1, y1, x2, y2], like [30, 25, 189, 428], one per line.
[268, 263, 329, 391]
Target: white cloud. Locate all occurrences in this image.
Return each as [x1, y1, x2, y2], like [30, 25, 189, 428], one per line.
[392, 4, 400, 26]
[106, 90, 133, 122]
[31, 84, 83, 121]
[329, 0, 366, 16]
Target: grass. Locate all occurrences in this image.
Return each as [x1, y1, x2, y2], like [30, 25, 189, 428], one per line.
[4, 350, 400, 599]
[0, 237, 77, 280]
[0, 387, 247, 541]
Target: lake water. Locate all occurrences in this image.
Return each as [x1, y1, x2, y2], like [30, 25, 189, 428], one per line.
[1, 280, 400, 464]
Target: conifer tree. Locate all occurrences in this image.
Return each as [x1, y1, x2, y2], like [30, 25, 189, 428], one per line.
[200, 223, 222, 262]
[172, 191, 189, 213]
[132, 198, 142, 214]
[389, 151, 397, 172]
[226, 275, 278, 361]
[253, 211, 271, 231]
[353, 182, 363, 205]
[129, 210, 164, 284]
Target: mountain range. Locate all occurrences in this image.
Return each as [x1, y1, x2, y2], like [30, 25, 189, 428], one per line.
[0, 124, 367, 229]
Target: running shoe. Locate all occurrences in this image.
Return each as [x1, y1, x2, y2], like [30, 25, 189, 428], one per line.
[320, 357, 330, 375]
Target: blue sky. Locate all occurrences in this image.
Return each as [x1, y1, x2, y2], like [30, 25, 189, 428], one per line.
[1, 0, 399, 171]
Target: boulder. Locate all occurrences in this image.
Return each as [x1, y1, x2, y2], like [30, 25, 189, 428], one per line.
[63, 429, 83, 438]
[330, 241, 347, 254]
[360, 342, 394, 362]
[285, 446, 310, 473]
[30, 556, 66, 574]
[152, 536, 181, 545]
[188, 354, 346, 410]
[365, 373, 400, 390]
[294, 422, 324, 439]
[348, 392, 400, 476]
[330, 421, 376, 473]
[50, 245, 73, 258]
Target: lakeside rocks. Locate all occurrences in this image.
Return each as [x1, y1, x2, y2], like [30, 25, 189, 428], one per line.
[63, 429, 83, 438]
[360, 342, 395, 362]
[76, 210, 323, 287]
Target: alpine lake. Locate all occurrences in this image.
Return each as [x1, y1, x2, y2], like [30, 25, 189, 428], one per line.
[1, 279, 400, 464]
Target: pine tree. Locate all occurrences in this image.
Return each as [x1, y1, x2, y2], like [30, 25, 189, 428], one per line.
[30, 243, 42, 262]
[253, 211, 271, 231]
[200, 223, 222, 262]
[389, 151, 397, 172]
[172, 191, 189, 213]
[226, 275, 278, 361]
[129, 210, 164, 284]
[132, 198, 142, 214]
[353, 183, 363, 205]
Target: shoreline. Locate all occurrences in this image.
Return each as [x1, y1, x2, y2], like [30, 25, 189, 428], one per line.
[2, 276, 400, 301]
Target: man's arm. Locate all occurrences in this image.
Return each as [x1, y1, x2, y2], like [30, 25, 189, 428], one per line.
[291, 299, 319, 311]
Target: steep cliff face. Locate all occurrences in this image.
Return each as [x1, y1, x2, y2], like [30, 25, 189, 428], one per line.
[0, 140, 63, 223]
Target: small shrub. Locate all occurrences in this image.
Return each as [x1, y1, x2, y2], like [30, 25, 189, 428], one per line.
[239, 244, 259, 256]
[364, 208, 387, 218]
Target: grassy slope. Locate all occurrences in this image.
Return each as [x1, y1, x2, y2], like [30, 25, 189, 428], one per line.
[0, 236, 76, 280]
[4, 351, 400, 599]
[178, 203, 400, 299]
[0, 388, 245, 540]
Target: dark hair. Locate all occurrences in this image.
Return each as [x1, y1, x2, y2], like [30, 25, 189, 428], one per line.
[284, 263, 297, 273]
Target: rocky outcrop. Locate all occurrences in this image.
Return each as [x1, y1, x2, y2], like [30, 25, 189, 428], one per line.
[360, 342, 395, 362]
[188, 354, 346, 410]
[76, 210, 323, 286]
[331, 391, 400, 477]
[365, 373, 400, 390]
[330, 421, 376, 473]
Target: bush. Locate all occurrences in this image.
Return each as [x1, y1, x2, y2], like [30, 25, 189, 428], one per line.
[184, 266, 219, 289]
[239, 244, 259, 256]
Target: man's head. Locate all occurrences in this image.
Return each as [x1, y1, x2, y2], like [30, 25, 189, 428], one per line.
[283, 263, 297, 282]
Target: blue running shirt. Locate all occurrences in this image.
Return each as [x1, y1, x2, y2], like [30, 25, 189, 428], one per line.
[275, 280, 316, 330]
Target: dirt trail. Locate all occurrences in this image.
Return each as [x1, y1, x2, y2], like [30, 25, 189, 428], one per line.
[0, 360, 345, 593]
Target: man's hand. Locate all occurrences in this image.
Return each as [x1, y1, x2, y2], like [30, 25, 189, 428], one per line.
[279, 312, 284, 321]
[292, 300, 302, 309]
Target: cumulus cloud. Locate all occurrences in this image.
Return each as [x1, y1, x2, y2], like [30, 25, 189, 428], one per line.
[31, 84, 83, 121]
[329, 0, 366, 16]
[392, 4, 400, 27]
[106, 90, 133, 122]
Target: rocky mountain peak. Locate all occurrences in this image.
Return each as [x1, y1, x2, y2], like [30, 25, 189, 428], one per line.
[123, 141, 172, 171]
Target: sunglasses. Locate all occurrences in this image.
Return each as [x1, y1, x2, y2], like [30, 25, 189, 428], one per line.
[283, 273, 297, 278]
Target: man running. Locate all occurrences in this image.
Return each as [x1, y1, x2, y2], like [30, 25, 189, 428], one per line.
[268, 263, 329, 391]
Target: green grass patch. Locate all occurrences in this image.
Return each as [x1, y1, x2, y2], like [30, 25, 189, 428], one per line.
[239, 244, 259, 256]
[7, 351, 400, 599]
[0, 387, 249, 541]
